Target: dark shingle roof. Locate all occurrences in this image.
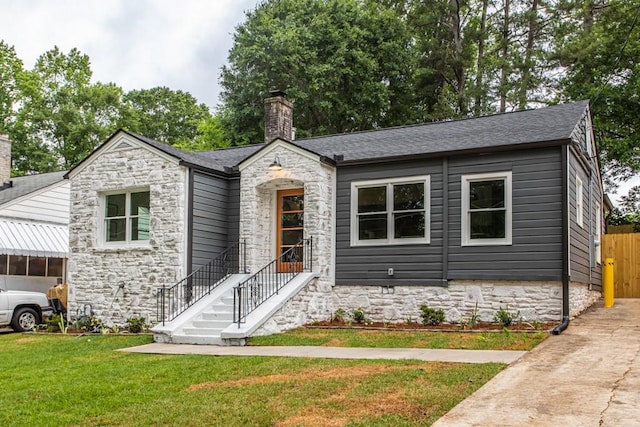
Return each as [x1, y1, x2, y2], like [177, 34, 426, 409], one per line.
[115, 101, 589, 173]
[294, 101, 589, 162]
[0, 170, 67, 206]
[123, 131, 261, 174]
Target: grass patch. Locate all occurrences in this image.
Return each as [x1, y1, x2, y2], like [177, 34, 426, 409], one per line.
[0, 333, 505, 426]
[249, 328, 548, 350]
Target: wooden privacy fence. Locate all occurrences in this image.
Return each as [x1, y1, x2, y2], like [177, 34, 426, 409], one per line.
[602, 233, 640, 298]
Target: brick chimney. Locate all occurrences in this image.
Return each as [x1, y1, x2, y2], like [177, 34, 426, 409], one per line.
[264, 90, 293, 143]
[0, 134, 11, 185]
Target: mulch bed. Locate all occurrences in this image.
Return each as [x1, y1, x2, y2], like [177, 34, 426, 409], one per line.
[305, 320, 556, 333]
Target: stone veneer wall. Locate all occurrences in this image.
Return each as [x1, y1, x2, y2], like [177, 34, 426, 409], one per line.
[67, 143, 187, 326]
[240, 143, 335, 333]
[255, 280, 600, 335]
[330, 280, 600, 324]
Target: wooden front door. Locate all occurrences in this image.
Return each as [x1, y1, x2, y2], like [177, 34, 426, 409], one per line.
[276, 188, 304, 272]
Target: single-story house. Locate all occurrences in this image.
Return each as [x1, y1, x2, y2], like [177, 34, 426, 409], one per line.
[65, 93, 603, 344]
[0, 135, 69, 294]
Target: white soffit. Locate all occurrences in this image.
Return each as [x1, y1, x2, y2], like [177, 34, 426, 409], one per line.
[0, 219, 69, 258]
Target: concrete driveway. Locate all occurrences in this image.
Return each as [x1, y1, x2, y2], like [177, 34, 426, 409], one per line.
[433, 299, 640, 427]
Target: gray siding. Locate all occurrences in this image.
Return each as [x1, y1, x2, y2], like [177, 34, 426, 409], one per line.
[447, 148, 563, 280]
[190, 171, 230, 271]
[227, 177, 240, 248]
[568, 148, 602, 289]
[335, 159, 444, 285]
[335, 147, 565, 285]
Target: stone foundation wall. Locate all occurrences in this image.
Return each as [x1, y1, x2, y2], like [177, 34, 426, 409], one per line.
[67, 139, 187, 326]
[256, 280, 601, 334]
[331, 280, 600, 324]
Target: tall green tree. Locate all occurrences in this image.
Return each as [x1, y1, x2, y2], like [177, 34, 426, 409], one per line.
[557, 0, 640, 181]
[120, 87, 212, 146]
[219, 0, 417, 144]
[11, 47, 123, 172]
[0, 41, 23, 134]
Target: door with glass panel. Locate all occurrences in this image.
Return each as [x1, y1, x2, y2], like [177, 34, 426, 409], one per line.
[276, 188, 304, 272]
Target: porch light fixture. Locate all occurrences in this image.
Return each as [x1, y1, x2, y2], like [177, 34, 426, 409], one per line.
[268, 156, 282, 171]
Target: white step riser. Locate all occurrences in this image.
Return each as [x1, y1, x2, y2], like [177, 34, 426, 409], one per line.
[192, 320, 232, 329]
[182, 327, 223, 336]
[169, 335, 225, 345]
[201, 312, 233, 321]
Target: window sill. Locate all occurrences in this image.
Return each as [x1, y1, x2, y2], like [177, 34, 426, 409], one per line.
[461, 240, 512, 247]
[93, 244, 153, 253]
[350, 239, 430, 247]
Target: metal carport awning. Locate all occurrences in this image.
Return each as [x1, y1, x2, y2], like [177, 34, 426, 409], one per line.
[0, 219, 69, 258]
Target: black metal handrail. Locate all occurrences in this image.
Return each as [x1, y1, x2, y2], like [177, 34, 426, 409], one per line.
[233, 238, 312, 326]
[157, 241, 246, 325]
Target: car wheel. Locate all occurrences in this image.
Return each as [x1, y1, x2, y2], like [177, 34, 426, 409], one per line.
[11, 308, 40, 332]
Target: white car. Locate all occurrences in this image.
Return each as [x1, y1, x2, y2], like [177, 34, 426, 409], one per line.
[0, 288, 54, 332]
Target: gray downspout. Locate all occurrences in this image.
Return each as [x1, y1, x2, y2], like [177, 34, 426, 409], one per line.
[553, 145, 570, 335]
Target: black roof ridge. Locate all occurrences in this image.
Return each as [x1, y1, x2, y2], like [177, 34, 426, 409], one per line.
[296, 100, 589, 143]
[197, 142, 264, 155]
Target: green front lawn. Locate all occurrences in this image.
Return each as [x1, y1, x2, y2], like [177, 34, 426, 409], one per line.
[1, 333, 504, 426]
[249, 327, 548, 350]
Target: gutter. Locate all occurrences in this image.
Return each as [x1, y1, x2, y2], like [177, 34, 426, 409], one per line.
[553, 144, 571, 335]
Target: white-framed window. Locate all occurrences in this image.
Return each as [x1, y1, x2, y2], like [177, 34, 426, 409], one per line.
[462, 172, 512, 246]
[350, 176, 430, 246]
[576, 176, 584, 228]
[595, 201, 601, 264]
[102, 189, 150, 245]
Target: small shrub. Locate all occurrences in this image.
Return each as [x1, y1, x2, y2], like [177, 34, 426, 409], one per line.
[468, 302, 480, 329]
[493, 306, 520, 327]
[351, 307, 367, 324]
[125, 317, 148, 333]
[45, 314, 63, 332]
[420, 305, 445, 326]
[332, 308, 347, 323]
[74, 315, 104, 332]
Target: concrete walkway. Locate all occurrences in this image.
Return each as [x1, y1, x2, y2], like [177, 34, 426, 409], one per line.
[433, 299, 640, 427]
[119, 343, 525, 364]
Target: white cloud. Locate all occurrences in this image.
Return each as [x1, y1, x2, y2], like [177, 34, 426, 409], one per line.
[0, 0, 259, 108]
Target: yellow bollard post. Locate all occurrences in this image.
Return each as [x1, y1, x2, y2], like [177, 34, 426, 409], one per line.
[603, 258, 614, 308]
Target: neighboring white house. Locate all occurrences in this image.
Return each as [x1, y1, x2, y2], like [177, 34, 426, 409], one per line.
[0, 135, 70, 294]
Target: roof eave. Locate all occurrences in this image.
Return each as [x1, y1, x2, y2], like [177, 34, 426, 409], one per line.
[335, 138, 571, 166]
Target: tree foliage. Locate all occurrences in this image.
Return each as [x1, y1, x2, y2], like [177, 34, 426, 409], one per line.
[219, 0, 417, 144]
[1, 0, 639, 190]
[0, 41, 23, 133]
[557, 0, 640, 181]
[120, 87, 212, 146]
[0, 45, 219, 175]
[219, 0, 639, 195]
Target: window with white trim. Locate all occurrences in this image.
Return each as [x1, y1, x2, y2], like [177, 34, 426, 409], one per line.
[462, 172, 512, 246]
[595, 201, 601, 264]
[576, 176, 584, 228]
[103, 190, 150, 244]
[351, 176, 430, 246]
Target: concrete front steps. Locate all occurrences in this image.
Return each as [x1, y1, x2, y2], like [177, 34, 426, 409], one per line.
[151, 274, 249, 345]
[152, 272, 318, 346]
